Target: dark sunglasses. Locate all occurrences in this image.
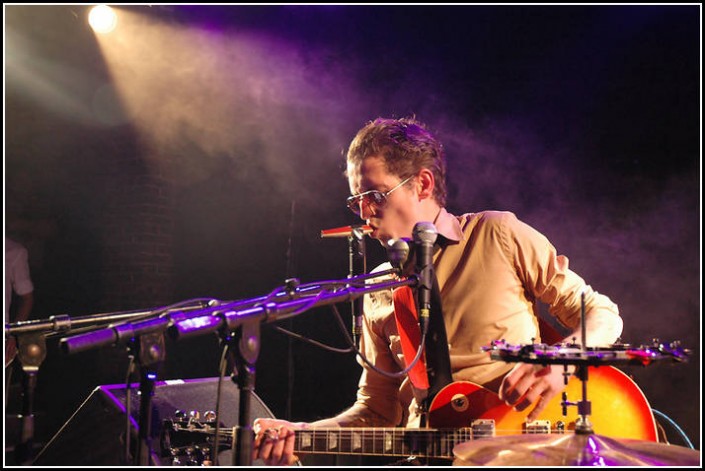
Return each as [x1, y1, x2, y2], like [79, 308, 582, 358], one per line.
[346, 176, 414, 215]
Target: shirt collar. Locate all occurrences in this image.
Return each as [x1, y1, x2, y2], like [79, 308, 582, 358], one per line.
[432, 207, 463, 243]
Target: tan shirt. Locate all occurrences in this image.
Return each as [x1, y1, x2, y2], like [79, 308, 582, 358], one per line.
[317, 209, 622, 428]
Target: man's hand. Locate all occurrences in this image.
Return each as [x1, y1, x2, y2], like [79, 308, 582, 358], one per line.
[253, 418, 304, 466]
[498, 362, 571, 422]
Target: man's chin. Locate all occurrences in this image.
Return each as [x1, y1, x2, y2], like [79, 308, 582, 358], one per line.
[374, 233, 396, 247]
[374, 236, 389, 246]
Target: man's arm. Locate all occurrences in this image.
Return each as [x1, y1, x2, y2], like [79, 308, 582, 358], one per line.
[497, 213, 624, 420]
[6, 291, 34, 367]
[14, 292, 34, 324]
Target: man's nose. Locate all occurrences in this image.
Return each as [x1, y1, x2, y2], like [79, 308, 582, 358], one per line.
[359, 200, 376, 219]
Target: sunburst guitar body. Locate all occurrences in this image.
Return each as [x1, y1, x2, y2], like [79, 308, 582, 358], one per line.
[428, 365, 657, 441]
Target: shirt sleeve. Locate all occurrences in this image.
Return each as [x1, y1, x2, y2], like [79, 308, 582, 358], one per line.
[499, 212, 623, 345]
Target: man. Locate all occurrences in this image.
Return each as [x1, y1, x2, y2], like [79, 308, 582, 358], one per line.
[5, 237, 34, 400]
[253, 117, 623, 465]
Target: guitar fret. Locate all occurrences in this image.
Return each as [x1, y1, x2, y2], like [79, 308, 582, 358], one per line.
[327, 429, 338, 451]
[435, 431, 442, 458]
[364, 428, 374, 455]
[297, 431, 310, 452]
[383, 430, 391, 454]
[351, 429, 361, 452]
[319, 430, 329, 453]
[394, 430, 407, 456]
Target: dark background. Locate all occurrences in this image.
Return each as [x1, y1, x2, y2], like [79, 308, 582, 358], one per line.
[4, 4, 700, 461]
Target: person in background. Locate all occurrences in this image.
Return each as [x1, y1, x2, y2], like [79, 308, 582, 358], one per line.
[5, 237, 35, 402]
[252, 117, 623, 465]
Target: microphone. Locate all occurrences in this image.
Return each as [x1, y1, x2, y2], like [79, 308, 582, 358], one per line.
[413, 222, 438, 335]
[321, 224, 372, 238]
[386, 237, 411, 272]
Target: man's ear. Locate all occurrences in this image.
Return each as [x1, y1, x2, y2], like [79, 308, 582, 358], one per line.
[417, 168, 435, 201]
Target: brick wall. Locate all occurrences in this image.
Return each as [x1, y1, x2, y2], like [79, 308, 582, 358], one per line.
[99, 155, 176, 312]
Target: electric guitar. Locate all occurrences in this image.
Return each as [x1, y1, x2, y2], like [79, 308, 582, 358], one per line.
[160, 366, 658, 463]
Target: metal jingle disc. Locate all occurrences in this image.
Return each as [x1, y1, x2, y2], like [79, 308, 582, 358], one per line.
[483, 340, 691, 367]
[453, 433, 701, 466]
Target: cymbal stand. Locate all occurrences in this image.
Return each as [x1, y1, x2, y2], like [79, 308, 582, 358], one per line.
[569, 364, 593, 434]
[565, 290, 593, 434]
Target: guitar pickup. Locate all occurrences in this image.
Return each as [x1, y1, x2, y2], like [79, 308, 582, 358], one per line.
[523, 420, 551, 434]
[470, 419, 495, 439]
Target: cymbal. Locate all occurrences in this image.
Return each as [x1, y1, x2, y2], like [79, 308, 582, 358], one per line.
[453, 433, 701, 466]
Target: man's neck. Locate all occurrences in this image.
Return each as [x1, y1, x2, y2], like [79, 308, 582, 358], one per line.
[417, 201, 442, 226]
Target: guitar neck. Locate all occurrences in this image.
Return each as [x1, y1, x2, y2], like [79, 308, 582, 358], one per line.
[293, 427, 475, 460]
[168, 424, 476, 463]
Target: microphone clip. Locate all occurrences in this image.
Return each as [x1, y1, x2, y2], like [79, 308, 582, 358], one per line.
[284, 278, 301, 299]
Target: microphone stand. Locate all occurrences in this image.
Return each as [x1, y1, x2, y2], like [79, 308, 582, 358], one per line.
[226, 321, 260, 466]
[5, 309, 160, 465]
[12, 331, 48, 465]
[168, 271, 418, 466]
[127, 329, 167, 465]
[58, 316, 169, 466]
[59, 313, 183, 465]
[348, 226, 367, 347]
[170, 273, 414, 342]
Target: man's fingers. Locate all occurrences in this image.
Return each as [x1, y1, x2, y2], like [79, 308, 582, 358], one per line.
[526, 394, 549, 422]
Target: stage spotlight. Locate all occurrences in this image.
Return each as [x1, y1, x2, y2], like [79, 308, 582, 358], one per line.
[88, 5, 117, 34]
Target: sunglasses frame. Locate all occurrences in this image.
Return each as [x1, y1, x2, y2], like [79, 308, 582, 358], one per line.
[346, 175, 415, 215]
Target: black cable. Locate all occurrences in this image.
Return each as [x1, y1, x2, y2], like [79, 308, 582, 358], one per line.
[272, 301, 427, 380]
[211, 341, 231, 465]
[123, 353, 136, 465]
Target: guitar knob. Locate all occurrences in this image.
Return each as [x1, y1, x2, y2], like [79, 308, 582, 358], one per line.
[187, 410, 200, 426]
[555, 420, 565, 433]
[451, 394, 469, 412]
[174, 410, 188, 424]
[203, 410, 217, 423]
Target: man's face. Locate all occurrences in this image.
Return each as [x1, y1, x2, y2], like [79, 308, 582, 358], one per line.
[347, 155, 418, 244]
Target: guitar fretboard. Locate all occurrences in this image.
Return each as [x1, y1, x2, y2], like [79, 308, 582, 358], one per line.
[294, 427, 485, 459]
